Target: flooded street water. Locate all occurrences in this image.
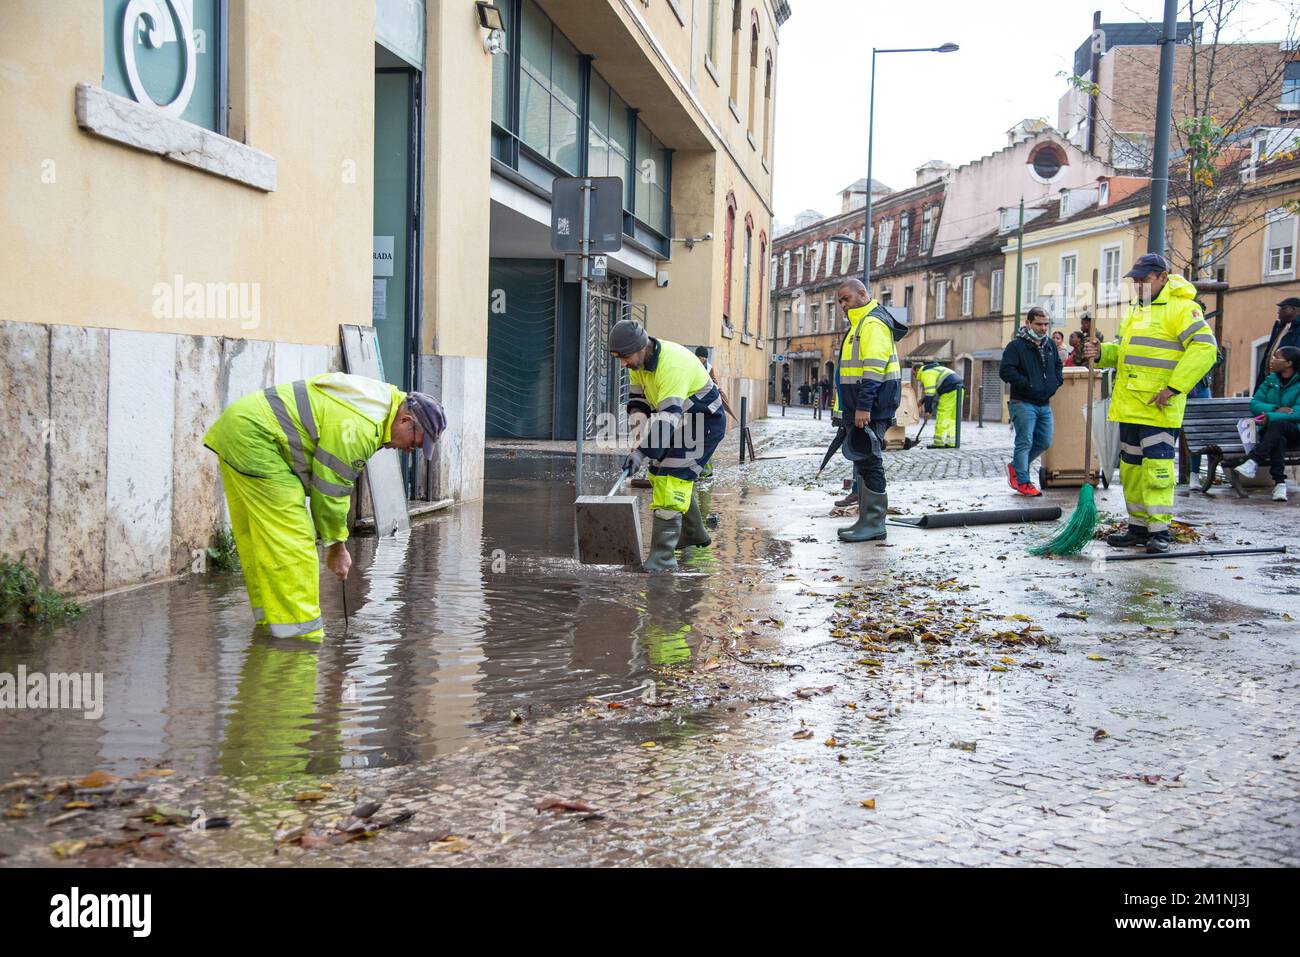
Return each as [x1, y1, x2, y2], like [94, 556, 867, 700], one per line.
[0, 450, 785, 788]
[2, 416, 1297, 867]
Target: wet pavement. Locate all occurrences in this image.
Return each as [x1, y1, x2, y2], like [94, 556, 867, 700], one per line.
[2, 414, 1297, 866]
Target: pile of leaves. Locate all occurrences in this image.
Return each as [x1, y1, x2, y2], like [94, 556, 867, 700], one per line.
[1094, 519, 1201, 544]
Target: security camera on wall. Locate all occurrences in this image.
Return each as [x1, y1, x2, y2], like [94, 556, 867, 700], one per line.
[656, 271, 670, 287]
[703, 232, 713, 241]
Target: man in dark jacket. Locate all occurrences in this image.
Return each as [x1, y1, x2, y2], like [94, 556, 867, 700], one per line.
[999, 307, 1064, 496]
[1255, 297, 1300, 389]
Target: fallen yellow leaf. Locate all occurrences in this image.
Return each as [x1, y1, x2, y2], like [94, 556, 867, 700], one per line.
[860, 799, 876, 810]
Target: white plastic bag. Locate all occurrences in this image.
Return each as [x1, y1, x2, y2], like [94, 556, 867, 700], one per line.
[1237, 417, 1257, 455]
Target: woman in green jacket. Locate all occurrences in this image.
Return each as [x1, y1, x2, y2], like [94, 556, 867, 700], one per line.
[1235, 346, 1300, 502]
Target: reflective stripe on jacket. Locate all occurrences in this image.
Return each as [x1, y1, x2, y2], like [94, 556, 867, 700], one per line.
[837, 300, 901, 421]
[204, 372, 405, 544]
[627, 338, 723, 465]
[917, 364, 962, 397]
[1098, 275, 1218, 427]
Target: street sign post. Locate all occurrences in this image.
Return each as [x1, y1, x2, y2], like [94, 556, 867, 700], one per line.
[551, 177, 624, 500]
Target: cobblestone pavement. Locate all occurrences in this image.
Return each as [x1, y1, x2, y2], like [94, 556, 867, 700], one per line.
[3, 415, 1297, 867]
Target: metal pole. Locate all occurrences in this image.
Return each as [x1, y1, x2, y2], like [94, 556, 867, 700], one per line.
[1147, 0, 1178, 254]
[739, 395, 749, 464]
[575, 178, 592, 495]
[862, 48, 878, 290]
[1013, 197, 1025, 321]
[977, 385, 984, 428]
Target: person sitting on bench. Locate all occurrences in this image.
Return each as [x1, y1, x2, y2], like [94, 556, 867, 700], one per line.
[1234, 346, 1300, 503]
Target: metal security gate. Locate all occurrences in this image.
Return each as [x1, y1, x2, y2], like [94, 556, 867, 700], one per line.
[980, 362, 1004, 421]
[583, 277, 641, 444]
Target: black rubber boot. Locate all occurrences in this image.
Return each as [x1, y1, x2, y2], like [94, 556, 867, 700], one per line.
[643, 512, 682, 571]
[838, 489, 888, 542]
[677, 493, 711, 549]
[1106, 526, 1149, 547]
[1145, 530, 1173, 553]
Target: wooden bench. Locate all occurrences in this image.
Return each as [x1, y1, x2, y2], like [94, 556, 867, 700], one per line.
[1178, 396, 1300, 494]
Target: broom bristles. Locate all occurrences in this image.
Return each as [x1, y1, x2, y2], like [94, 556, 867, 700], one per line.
[1027, 483, 1098, 556]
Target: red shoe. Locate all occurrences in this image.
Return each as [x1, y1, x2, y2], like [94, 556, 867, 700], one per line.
[1016, 480, 1043, 497]
[1006, 463, 1017, 489]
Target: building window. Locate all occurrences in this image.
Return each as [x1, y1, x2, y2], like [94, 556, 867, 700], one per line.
[728, 0, 741, 105]
[723, 196, 737, 324]
[783, 306, 791, 337]
[840, 234, 853, 273]
[520, 0, 582, 173]
[794, 248, 804, 284]
[762, 52, 773, 161]
[102, 0, 227, 133]
[1099, 180, 1110, 206]
[490, 0, 514, 128]
[746, 22, 759, 134]
[706, 0, 719, 64]
[876, 219, 893, 267]
[961, 273, 974, 317]
[809, 243, 821, 279]
[990, 269, 1004, 313]
[1198, 230, 1229, 282]
[1265, 207, 1296, 277]
[934, 279, 947, 320]
[742, 220, 753, 337]
[1284, 62, 1300, 108]
[898, 212, 910, 259]
[797, 300, 805, 334]
[1024, 261, 1040, 307]
[1060, 254, 1078, 310]
[587, 70, 631, 179]
[631, 119, 671, 236]
[920, 206, 934, 253]
[810, 302, 820, 333]
[1101, 245, 1122, 302]
[758, 235, 767, 338]
[903, 284, 915, 317]
[781, 251, 790, 286]
[880, 289, 893, 307]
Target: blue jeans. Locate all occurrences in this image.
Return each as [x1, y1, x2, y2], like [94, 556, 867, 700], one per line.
[1010, 400, 1053, 484]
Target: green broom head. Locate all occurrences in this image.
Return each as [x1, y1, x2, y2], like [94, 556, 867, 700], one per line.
[1027, 483, 1098, 557]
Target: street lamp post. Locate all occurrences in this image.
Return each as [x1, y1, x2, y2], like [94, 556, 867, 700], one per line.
[861, 43, 959, 291]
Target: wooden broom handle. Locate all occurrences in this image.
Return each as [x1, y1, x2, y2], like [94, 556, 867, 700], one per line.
[1083, 348, 1096, 485]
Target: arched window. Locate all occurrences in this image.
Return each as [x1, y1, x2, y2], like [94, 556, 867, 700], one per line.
[728, 1, 742, 104]
[723, 193, 738, 328]
[757, 231, 768, 340]
[746, 20, 760, 134]
[762, 50, 773, 162]
[742, 212, 755, 336]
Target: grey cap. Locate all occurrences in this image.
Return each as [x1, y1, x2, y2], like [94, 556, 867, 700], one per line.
[609, 319, 649, 357]
[405, 391, 446, 461]
[1125, 253, 1170, 279]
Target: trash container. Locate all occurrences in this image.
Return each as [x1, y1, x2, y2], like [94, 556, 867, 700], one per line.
[1039, 367, 1111, 488]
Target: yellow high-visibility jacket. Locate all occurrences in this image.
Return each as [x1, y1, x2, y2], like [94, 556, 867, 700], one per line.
[836, 300, 901, 420]
[204, 373, 405, 544]
[1098, 275, 1217, 428]
[627, 338, 722, 462]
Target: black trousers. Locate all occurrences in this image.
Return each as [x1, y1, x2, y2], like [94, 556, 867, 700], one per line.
[854, 420, 891, 494]
[1249, 420, 1300, 482]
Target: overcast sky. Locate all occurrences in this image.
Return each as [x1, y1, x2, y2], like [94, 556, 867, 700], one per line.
[770, 0, 1297, 225]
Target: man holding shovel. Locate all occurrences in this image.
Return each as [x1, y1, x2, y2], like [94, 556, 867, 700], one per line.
[611, 320, 725, 571]
[834, 279, 903, 543]
[1084, 254, 1217, 553]
[204, 373, 445, 639]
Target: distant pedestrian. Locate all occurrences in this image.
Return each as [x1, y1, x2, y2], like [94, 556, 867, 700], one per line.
[1000, 306, 1063, 496]
[1233, 345, 1300, 502]
[780, 370, 791, 416]
[1255, 297, 1300, 389]
[1052, 330, 1069, 364]
[1064, 331, 1084, 367]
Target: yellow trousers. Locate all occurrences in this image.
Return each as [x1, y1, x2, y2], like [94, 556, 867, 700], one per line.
[219, 461, 325, 640]
[933, 391, 958, 446]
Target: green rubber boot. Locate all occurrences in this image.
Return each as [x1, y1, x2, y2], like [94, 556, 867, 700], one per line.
[837, 489, 888, 542]
[643, 511, 682, 571]
[677, 492, 712, 549]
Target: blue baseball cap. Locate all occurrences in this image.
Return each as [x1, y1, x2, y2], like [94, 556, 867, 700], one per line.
[1124, 253, 1170, 279]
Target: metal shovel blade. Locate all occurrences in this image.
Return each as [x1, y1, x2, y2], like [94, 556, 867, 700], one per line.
[575, 468, 644, 566]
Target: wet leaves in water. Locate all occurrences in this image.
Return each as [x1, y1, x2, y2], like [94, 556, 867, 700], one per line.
[293, 791, 327, 803]
[428, 835, 471, 854]
[860, 799, 876, 810]
[949, 740, 977, 752]
[351, 801, 382, 820]
[1058, 611, 1089, 621]
[1086, 653, 1108, 662]
[793, 685, 834, 699]
[536, 799, 598, 814]
[792, 729, 814, 740]
[1093, 729, 1110, 741]
[76, 771, 118, 789]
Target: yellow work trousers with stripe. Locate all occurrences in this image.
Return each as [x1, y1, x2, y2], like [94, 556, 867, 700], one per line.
[219, 461, 325, 640]
[649, 472, 694, 515]
[934, 391, 958, 447]
[1118, 424, 1178, 534]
